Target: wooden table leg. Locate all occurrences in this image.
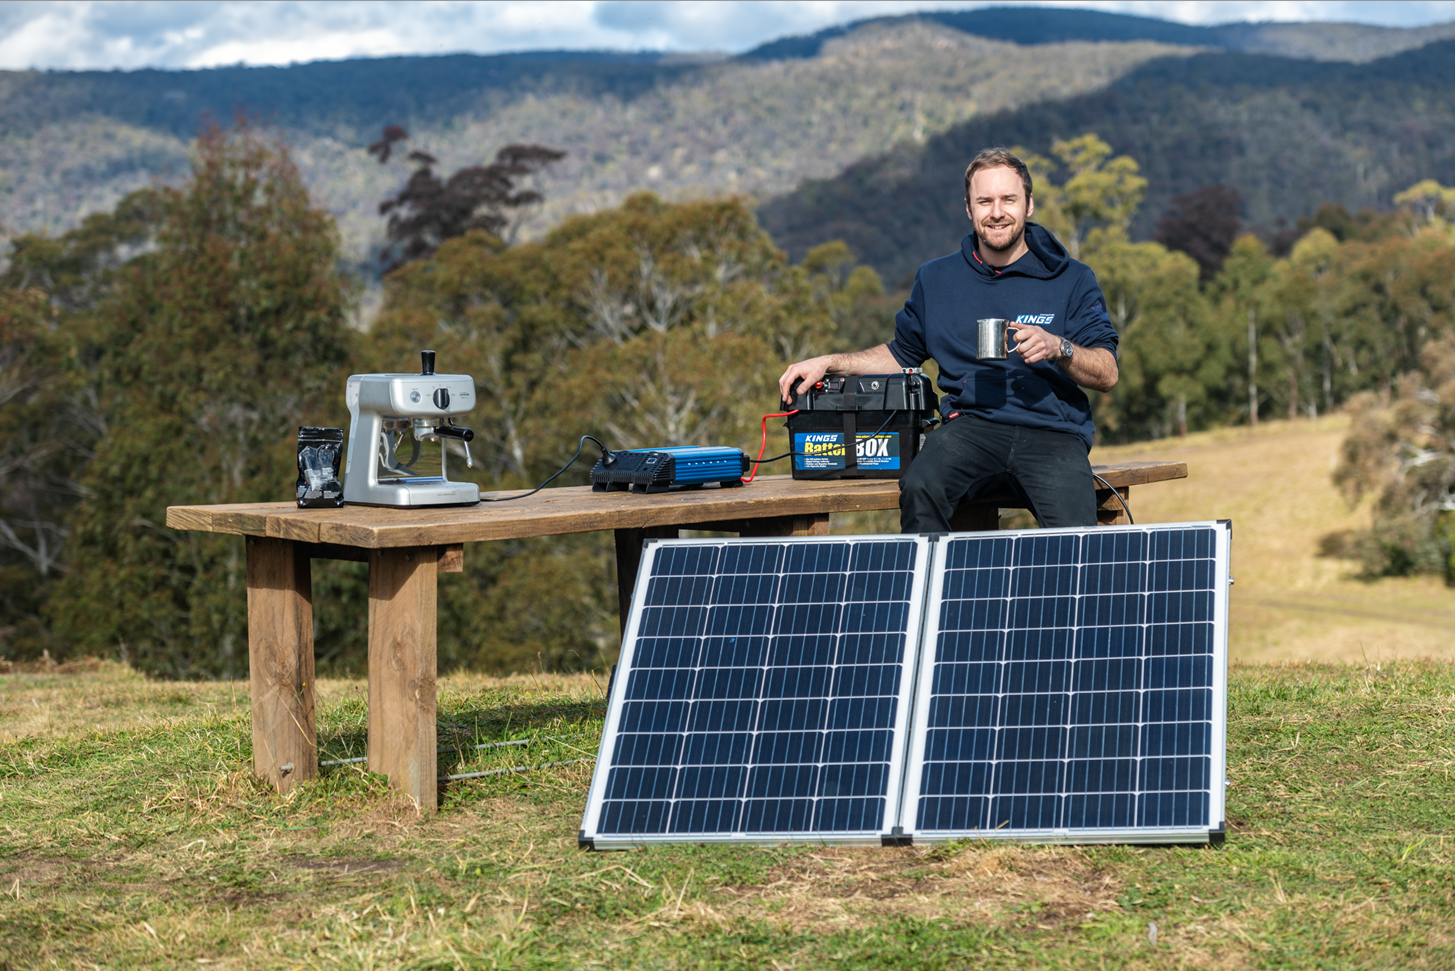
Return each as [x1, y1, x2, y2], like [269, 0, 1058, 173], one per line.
[245, 537, 317, 794]
[367, 546, 438, 811]
[1097, 486, 1132, 526]
[738, 513, 831, 538]
[615, 526, 680, 635]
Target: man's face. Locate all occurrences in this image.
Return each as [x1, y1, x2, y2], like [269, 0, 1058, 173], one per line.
[966, 165, 1034, 253]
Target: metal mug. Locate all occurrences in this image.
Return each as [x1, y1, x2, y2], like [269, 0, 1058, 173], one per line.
[977, 318, 1018, 359]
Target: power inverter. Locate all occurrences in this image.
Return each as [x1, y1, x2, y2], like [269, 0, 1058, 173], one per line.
[590, 445, 748, 493]
[783, 371, 938, 480]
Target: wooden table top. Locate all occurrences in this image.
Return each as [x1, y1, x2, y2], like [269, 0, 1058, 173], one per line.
[165, 462, 1186, 549]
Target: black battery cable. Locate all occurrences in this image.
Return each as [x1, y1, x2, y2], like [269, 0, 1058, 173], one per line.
[1091, 471, 1135, 525]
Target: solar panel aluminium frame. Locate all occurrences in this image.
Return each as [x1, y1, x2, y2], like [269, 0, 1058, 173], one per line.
[896, 522, 1231, 845]
[580, 534, 933, 849]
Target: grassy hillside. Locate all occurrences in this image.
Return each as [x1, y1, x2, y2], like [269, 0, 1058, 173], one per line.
[2, 659, 1454, 967]
[2, 413, 1454, 967]
[1090, 416, 1455, 664]
[761, 40, 1455, 283]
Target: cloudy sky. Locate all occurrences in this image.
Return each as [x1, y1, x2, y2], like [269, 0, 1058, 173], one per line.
[2, 1, 1453, 71]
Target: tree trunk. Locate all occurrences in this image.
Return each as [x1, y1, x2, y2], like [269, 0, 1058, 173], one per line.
[1247, 307, 1258, 428]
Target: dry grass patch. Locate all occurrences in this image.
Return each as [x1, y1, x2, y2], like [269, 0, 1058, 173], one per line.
[715, 842, 1124, 933]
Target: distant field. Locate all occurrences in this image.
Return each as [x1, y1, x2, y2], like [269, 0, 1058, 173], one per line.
[1090, 415, 1455, 663]
[836, 414, 1455, 664]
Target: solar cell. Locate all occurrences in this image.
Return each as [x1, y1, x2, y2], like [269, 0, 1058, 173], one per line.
[899, 523, 1230, 843]
[581, 536, 930, 847]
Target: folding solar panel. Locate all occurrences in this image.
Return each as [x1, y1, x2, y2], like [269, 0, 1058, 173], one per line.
[580, 535, 930, 848]
[898, 523, 1230, 844]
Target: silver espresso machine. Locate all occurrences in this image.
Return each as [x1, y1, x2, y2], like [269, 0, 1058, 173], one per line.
[343, 350, 481, 507]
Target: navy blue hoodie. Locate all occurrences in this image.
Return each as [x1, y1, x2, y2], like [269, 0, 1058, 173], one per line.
[887, 224, 1118, 451]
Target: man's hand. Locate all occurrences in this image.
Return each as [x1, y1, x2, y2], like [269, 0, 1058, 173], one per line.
[1008, 323, 1060, 364]
[777, 344, 904, 404]
[778, 355, 835, 404]
[1010, 324, 1119, 394]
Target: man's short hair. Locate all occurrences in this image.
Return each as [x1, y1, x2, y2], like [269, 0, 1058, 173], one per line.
[964, 148, 1033, 203]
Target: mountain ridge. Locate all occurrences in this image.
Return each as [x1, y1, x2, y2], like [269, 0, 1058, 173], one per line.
[3, 8, 1454, 282]
[743, 6, 1455, 63]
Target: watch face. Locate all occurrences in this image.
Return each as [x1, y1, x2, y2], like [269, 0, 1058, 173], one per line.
[1060, 338, 1073, 360]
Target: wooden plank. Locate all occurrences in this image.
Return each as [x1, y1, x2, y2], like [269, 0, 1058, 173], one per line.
[615, 526, 679, 635]
[245, 537, 316, 794]
[438, 544, 464, 573]
[167, 462, 1189, 548]
[367, 546, 438, 811]
[1095, 461, 1188, 488]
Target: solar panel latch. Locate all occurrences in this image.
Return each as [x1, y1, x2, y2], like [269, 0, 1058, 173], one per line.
[881, 826, 912, 847]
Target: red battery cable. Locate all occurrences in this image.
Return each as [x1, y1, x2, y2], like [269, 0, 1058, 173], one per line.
[742, 410, 799, 483]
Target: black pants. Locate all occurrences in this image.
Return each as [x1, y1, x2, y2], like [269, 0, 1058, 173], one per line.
[899, 414, 1097, 532]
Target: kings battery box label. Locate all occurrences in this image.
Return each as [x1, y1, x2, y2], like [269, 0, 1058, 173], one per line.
[794, 432, 901, 471]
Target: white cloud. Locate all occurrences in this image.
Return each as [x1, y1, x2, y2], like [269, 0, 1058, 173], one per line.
[0, 0, 1452, 71]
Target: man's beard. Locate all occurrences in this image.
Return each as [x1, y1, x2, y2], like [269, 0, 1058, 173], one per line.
[978, 220, 1025, 253]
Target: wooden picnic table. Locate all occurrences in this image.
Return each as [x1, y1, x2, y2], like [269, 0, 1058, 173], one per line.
[165, 462, 1185, 810]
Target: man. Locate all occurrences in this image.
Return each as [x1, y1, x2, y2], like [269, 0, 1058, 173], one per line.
[778, 147, 1120, 532]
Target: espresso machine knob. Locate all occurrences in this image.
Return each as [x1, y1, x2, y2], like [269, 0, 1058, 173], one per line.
[432, 387, 450, 409]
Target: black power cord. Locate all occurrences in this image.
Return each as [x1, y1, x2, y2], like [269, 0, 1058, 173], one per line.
[1091, 471, 1135, 525]
[480, 435, 613, 502]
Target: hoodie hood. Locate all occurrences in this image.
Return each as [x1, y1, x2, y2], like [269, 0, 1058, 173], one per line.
[962, 223, 1070, 279]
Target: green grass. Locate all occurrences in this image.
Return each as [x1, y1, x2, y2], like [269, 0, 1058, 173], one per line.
[2, 660, 1454, 969]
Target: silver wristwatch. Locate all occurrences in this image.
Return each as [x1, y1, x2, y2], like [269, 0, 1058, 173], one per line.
[1058, 337, 1074, 363]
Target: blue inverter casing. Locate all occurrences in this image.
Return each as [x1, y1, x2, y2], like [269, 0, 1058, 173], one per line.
[590, 446, 748, 494]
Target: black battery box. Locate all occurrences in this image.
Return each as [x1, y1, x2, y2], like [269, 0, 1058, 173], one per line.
[783, 371, 938, 480]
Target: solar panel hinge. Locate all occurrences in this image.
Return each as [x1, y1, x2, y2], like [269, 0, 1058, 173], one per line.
[881, 827, 912, 847]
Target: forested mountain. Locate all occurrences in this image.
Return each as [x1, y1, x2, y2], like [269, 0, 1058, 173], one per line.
[745, 6, 1455, 62]
[0, 20, 1193, 273]
[1, 6, 1453, 282]
[762, 40, 1455, 284]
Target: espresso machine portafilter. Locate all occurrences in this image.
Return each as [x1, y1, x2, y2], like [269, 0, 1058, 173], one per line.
[343, 350, 481, 507]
